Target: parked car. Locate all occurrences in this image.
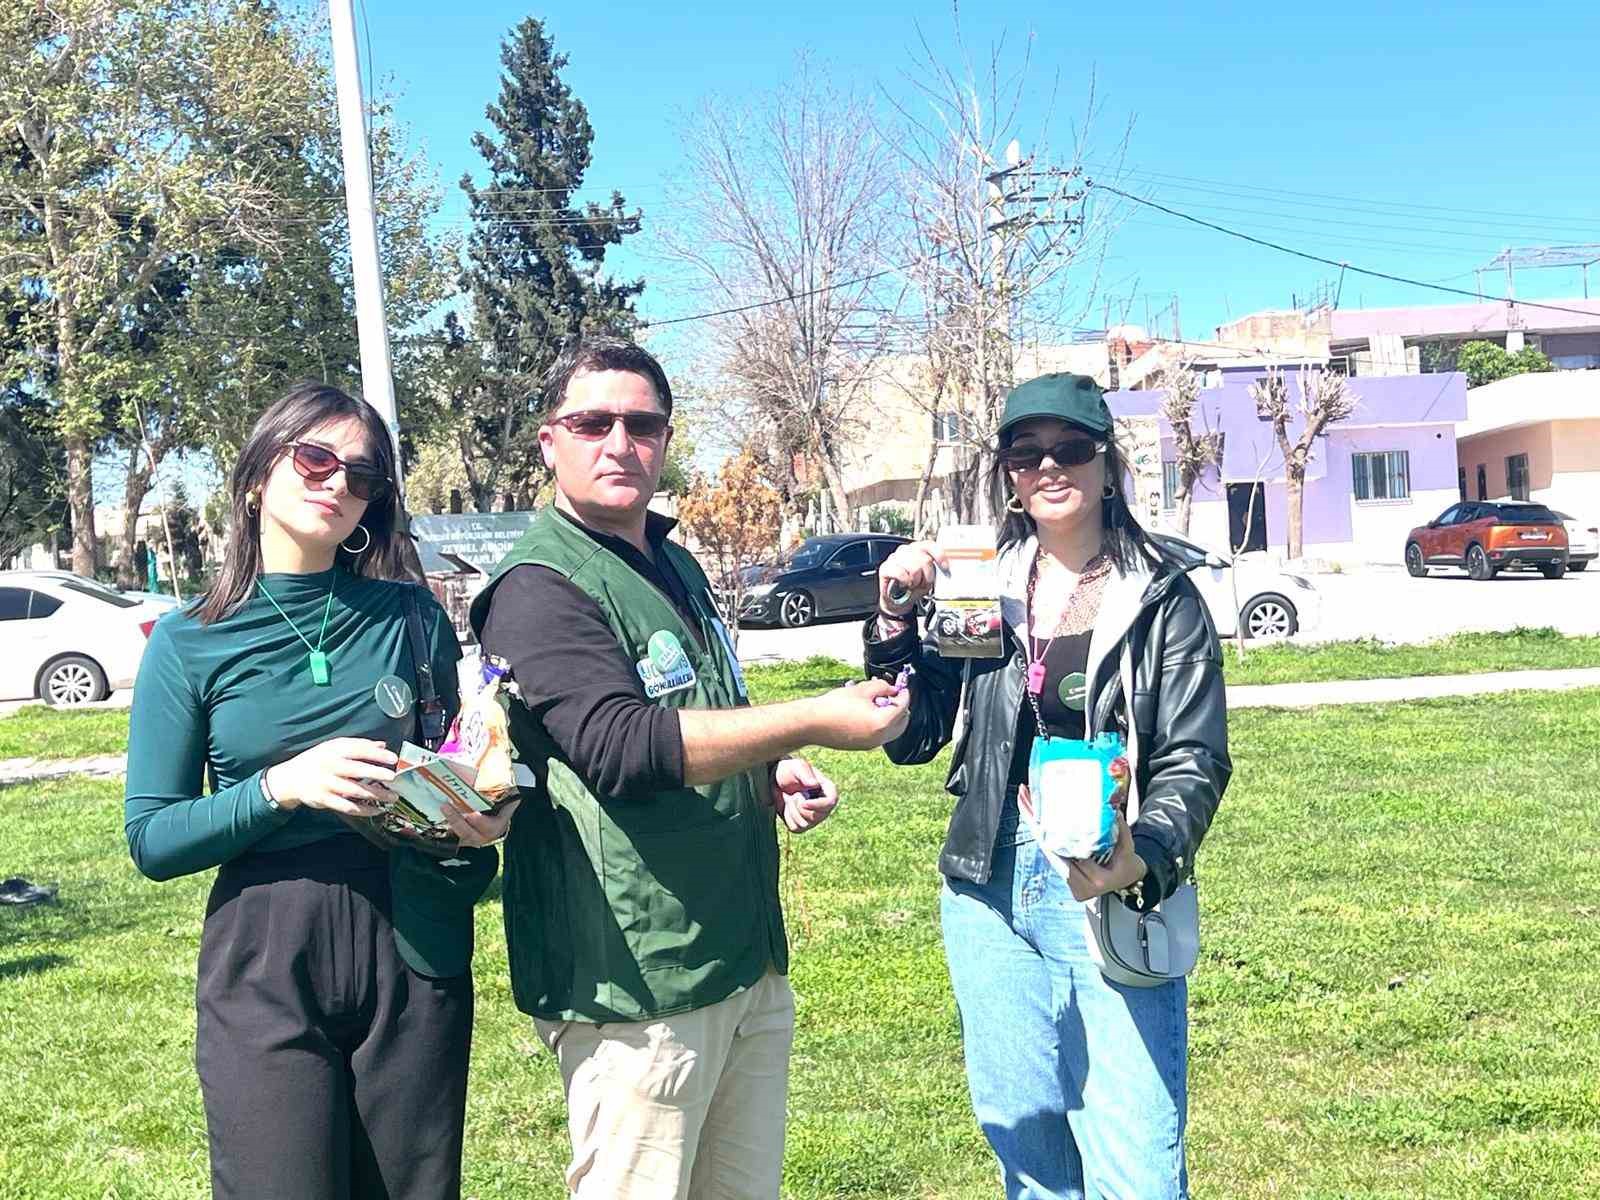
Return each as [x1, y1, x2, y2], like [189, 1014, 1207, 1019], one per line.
[1151, 533, 1321, 640]
[738, 534, 909, 627]
[0, 571, 179, 705]
[1404, 502, 1569, 580]
[1552, 510, 1597, 573]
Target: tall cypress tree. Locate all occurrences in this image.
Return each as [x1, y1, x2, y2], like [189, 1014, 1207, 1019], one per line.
[454, 18, 643, 510]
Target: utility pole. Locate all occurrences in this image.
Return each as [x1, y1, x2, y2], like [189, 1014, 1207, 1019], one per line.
[328, 0, 401, 479]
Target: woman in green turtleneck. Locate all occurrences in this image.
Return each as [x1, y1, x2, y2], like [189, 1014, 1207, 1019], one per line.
[124, 382, 518, 1200]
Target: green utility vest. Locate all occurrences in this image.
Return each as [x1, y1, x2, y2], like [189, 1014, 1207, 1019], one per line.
[468, 508, 787, 1023]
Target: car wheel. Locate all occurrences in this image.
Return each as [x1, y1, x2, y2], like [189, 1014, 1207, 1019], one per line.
[778, 590, 816, 628]
[1466, 543, 1496, 580]
[1241, 594, 1298, 640]
[39, 655, 109, 707]
[1570, 560, 1588, 573]
[1540, 562, 1566, 580]
[1404, 542, 1427, 577]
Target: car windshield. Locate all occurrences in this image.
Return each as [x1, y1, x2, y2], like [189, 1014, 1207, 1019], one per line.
[1152, 534, 1214, 570]
[58, 578, 140, 608]
[777, 540, 832, 571]
[1493, 504, 1560, 524]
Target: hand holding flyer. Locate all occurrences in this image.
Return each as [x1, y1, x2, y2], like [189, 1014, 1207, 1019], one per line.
[930, 525, 1004, 658]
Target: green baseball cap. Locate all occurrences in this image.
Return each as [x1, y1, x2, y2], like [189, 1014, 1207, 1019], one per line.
[997, 373, 1113, 440]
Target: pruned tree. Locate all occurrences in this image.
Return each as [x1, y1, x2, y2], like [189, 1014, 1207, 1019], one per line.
[664, 58, 897, 533]
[885, 18, 1126, 523]
[453, 17, 643, 512]
[1248, 365, 1356, 560]
[1158, 366, 1224, 536]
[676, 450, 782, 651]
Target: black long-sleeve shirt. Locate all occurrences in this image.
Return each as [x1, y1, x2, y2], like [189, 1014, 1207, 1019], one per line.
[480, 509, 697, 800]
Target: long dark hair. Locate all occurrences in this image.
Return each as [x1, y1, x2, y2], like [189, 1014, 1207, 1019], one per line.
[194, 381, 407, 624]
[988, 425, 1168, 575]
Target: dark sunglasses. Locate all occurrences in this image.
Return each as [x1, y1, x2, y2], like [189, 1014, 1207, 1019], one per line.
[548, 410, 671, 441]
[998, 437, 1106, 472]
[287, 442, 390, 502]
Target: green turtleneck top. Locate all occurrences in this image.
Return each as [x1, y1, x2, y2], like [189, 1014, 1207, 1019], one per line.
[124, 569, 461, 880]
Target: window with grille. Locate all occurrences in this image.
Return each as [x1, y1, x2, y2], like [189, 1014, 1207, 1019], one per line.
[1506, 453, 1530, 501]
[1162, 461, 1180, 510]
[1351, 450, 1411, 501]
[932, 412, 977, 443]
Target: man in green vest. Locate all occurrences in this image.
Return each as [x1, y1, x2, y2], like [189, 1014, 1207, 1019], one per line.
[470, 337, 908, 1199]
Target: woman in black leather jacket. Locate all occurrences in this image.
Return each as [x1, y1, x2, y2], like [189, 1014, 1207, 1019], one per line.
[865, 373, 1231, 1200]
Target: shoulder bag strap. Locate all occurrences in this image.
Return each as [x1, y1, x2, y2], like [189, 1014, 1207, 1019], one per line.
[402, 585, 447, 751]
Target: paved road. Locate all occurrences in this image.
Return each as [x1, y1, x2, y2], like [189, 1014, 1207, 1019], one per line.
[734, 565, 1600, 665]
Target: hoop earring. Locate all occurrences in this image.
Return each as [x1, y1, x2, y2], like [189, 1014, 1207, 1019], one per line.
[1103, 484, 1117, 500]
[341, 524, 372, 555]
[1005, 493, 1026, 514]
[246, 493, 260, 518]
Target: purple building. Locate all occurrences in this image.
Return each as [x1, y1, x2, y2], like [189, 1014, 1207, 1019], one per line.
[1106, 370, 1468, 563]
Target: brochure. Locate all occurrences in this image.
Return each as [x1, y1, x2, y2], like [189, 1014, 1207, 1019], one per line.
[931, 524, 1004, 658]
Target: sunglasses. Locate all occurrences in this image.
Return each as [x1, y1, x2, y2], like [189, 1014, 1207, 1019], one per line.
[548, 410, 671, 441]
[998, 438, 1106, 472]
[286, 442, 390, 502]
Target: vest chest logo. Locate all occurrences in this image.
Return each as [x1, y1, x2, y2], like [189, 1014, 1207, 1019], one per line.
[637, 629, 697, 699]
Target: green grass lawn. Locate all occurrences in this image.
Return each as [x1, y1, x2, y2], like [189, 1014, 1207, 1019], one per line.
[1223, 626, 1600, 685]
[3, 679, 1598, 1198]
[2, 628, 1597, 764]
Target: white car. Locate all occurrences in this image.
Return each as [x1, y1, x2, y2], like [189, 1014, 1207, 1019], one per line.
[1152, 534, 1322, 640]
[0, 570, 180, 705]
[1552, 511, 1597, 572]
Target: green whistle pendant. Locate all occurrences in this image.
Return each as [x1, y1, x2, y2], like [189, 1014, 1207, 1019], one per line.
[308, 651, 331, 686]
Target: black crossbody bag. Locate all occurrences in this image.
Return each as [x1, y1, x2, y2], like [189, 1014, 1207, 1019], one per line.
[338, 586, 461, 860]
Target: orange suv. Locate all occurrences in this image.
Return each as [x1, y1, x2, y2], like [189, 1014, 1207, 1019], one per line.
[1405, 501, 1570, 580]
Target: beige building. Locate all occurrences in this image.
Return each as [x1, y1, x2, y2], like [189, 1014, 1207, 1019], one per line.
[1456, 370, 1600, 521]
[837, 343, 1114, 525]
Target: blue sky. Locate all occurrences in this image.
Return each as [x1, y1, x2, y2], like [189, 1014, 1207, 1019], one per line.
[355, 0, 1600, 346]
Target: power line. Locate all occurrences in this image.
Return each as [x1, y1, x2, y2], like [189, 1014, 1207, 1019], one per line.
[1089, 181, 1600, 320]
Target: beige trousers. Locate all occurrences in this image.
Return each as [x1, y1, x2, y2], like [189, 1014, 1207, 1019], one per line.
[535, 969, 796, 1200]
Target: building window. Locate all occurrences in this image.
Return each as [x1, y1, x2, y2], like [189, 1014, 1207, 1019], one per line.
[1457, 466, 1467, 502]
[1351, 450, 1411, 502]
[1476, 464, 1487, 500]
[1506, 453, 1530, 501]
[1162, 461, 1180, 510]
[932, 411, 977, 444]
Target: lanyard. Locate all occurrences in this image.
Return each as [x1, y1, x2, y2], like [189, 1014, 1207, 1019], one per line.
[1024, 550, 1110, 736]
[257, 575, 338, 685]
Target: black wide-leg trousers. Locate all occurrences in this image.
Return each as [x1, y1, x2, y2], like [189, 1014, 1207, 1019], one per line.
[195, 837, 472, 1199]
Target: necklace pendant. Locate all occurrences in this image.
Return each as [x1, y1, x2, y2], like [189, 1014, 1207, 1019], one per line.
[308, 650, 331, 686]
[1026, 659, 1046, 696]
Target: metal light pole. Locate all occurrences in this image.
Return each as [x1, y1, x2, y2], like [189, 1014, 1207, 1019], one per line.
[328, 0, 401, 480]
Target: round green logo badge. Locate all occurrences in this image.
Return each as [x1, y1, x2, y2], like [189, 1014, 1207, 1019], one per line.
[1057, 671, 1088, 711]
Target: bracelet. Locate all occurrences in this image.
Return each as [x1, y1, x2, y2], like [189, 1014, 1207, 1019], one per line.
[259, 768, 282, 811]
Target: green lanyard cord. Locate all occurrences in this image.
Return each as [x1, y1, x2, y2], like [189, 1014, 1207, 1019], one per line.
[256, 574, 337, 656]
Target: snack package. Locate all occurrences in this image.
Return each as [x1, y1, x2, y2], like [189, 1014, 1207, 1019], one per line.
[931, 525, 1003, 658]
[1026, 732, 1127, 864]
[437, 655, 519, 801]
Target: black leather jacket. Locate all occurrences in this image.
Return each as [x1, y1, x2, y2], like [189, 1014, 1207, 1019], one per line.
[864, 554, 1231, 911]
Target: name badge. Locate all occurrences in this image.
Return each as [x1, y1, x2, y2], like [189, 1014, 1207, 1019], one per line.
[637, 630, 696, 699]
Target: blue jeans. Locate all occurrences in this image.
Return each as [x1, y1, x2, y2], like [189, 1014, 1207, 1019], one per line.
[941, 831, 1189, 1200]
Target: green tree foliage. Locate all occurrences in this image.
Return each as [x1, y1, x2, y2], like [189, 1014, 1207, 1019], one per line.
[2, 2, 456, 579]
[450, 17, 643, 511]
[1455, 340, 1555, 387]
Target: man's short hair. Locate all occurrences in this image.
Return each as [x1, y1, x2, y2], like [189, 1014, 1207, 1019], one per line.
[543, 336, 673, 418]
